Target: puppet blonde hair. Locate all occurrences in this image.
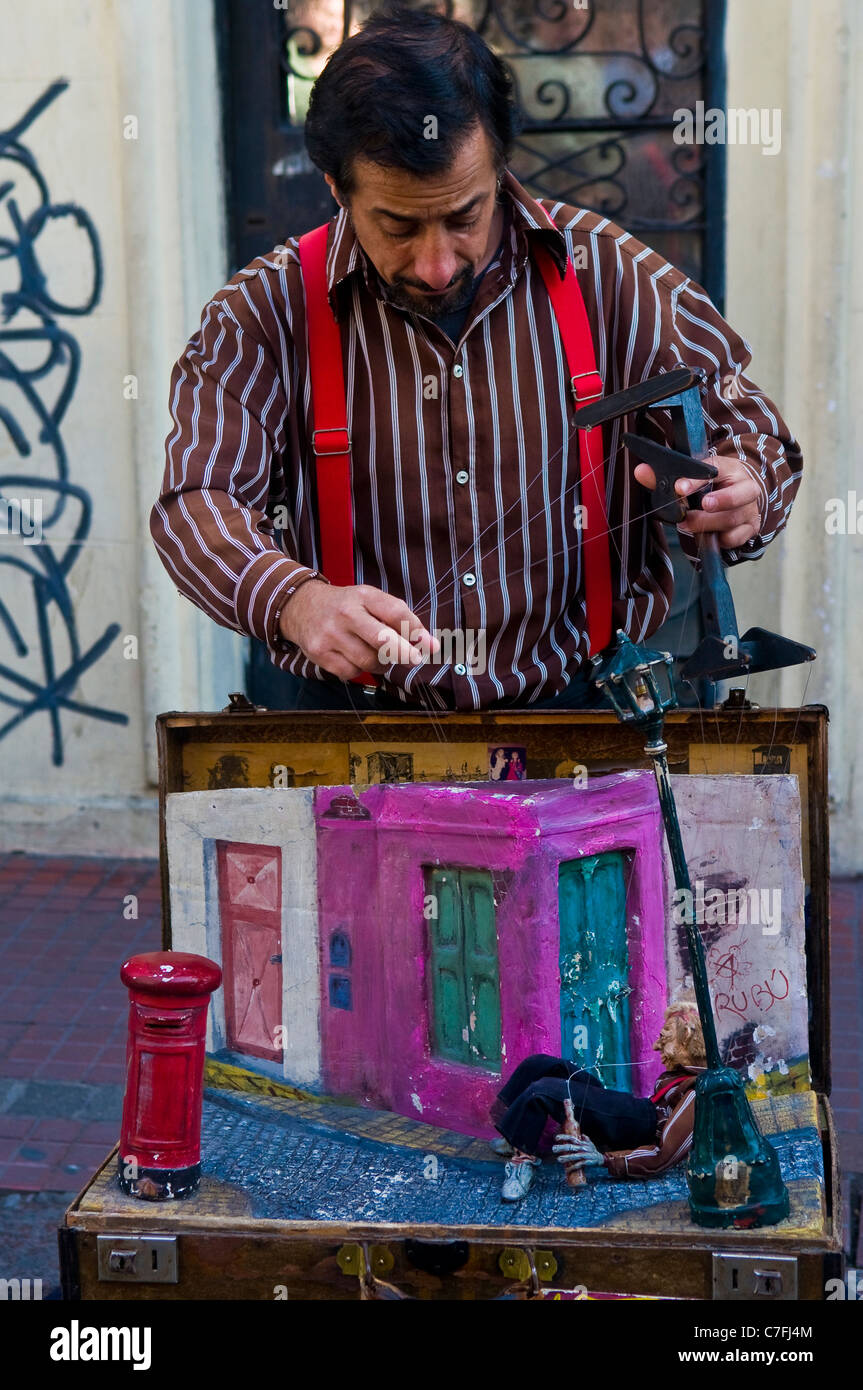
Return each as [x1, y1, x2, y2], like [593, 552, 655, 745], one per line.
[663, 998, 707, 1067]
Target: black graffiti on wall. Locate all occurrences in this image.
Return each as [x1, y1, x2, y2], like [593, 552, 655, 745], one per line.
[0, 80, 128, 765]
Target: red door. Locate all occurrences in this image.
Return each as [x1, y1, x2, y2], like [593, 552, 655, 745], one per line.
[217, 842, 283, 1062]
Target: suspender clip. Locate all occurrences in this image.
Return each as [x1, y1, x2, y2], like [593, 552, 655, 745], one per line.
[312, 427, 351, 456]
[570, 371, 603, 407]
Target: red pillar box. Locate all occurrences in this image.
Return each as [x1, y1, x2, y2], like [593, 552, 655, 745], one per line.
[118, 952, 222, 1200]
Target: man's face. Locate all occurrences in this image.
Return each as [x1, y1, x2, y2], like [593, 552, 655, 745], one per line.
[324, 123, 504, 320]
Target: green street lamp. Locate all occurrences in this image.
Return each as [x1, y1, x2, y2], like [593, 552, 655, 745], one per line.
[592, 630, 790, 1229]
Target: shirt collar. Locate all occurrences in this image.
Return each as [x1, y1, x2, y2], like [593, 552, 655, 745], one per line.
[323, 167, 570, 317]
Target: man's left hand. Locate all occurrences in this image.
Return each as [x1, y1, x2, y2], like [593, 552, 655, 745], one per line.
[633, 455, 762, 550]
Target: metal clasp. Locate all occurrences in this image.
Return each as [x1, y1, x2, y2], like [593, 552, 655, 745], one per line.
[311, 427, 351, 455]
[570, 371, 603, 408]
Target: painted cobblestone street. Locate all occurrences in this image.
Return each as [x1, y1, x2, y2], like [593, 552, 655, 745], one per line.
[181, 1088, 821, 1229]
[1, 853, 861, 1293]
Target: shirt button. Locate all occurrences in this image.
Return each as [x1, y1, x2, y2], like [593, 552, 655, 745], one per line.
[452, 364, 464, 379]
[462, 572, 476, 587]
[455, 470, 469, 485]
[453, 663, 467, 677]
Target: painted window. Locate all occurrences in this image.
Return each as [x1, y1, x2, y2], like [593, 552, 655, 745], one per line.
[329, 931, 351, 968]
[558, 852, 633, 1092]
[328, 975, 352, 1011]
[424, 867, 501, 1069]
[327, 930, 353, 1009]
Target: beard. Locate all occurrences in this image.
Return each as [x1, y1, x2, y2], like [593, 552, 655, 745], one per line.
[378, 262, 478, 320]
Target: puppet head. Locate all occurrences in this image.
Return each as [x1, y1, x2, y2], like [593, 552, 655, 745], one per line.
[654, 999, 707, 1069]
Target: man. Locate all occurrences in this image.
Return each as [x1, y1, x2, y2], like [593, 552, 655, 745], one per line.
[151, 5, 802, 713]
[493, 1002, 706, 1202]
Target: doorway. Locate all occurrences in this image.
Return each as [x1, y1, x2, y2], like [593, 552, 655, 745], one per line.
[558, 851, 633, 1092]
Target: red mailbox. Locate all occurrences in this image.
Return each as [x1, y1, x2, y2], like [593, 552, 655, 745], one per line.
[118, 951, 222, 1200]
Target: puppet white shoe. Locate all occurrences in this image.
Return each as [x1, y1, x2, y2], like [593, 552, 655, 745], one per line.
[489, 1137, 514, 1157]
[501, 1156, 540, 1202]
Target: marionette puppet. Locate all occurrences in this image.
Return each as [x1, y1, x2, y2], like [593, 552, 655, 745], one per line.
[492, 1002, 705, 1202]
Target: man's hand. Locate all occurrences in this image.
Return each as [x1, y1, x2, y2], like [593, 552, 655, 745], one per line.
[278, 579, 440, 681]
[633, 455, 763, 550]
[552, 1133, 604, 1169]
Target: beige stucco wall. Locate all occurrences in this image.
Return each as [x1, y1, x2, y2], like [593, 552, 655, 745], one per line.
[0, 0, 243, 855]
[724, 0, 862, 871]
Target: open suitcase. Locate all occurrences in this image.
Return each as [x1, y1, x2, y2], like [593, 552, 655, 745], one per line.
[60, 701, 844, 1301]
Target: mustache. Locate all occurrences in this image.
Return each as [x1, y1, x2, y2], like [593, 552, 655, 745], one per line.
[395, 265, 474, 293]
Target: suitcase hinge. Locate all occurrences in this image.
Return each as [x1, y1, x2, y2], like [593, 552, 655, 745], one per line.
[499, 1247, 558, 1290]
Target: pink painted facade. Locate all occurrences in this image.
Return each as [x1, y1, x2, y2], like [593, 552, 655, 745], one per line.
[315, 773, 669, 1139]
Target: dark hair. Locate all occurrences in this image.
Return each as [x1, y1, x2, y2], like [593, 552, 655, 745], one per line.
[304, 3, 521, 198]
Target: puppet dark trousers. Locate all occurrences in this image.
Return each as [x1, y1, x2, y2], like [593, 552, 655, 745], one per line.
[495, 1054, 659, 1156]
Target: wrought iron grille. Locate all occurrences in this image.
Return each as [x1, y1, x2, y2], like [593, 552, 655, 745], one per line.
[274, 0, 725, 295]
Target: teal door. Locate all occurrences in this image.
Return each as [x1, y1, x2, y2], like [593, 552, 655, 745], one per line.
[558, 853, 632, 1092]
[425, 867, 501, 1069]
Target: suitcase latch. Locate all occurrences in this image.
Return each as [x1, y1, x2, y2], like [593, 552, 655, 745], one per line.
[712, 1252, 798, 1300]
[97, 1234, 178, 1284]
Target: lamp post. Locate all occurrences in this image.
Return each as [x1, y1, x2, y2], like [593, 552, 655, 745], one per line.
[592, 630, 790, 1229]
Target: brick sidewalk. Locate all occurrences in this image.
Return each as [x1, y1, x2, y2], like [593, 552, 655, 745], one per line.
[0, 854, 160, 1192]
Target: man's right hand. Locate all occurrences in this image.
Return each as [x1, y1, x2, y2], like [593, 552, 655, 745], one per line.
[552, 1134, 604, 1168]
[278, 579, 440, 681]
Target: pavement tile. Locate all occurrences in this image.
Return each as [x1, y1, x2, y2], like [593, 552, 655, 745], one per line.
[6, 1045, 49, 1062]
[26, 1011, 79, 1028]
[13, 1139, 68, 1165]
[42, 1168, 87, 1193]
[65, 1033, 118, 1049]
[2, 1080, 124, 1122]
[46, 1043, 101, 1064]
[63, 1141, 115, 1168]
[37, 1059, 100, 1083]
[30, 1118, 84, 1142]
[85, 1121, 120, 1143]
[84, 1064, 126, 1086]
[0, 1116, 35, 1139]
[0, 1165, 47, 1192]
[1, 988, 43, 1007]
[21, 1026, 66, 1044]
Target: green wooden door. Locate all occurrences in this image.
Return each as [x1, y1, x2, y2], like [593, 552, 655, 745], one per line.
[558, 853, 632, 1092]
[425, 868, 501, 1069]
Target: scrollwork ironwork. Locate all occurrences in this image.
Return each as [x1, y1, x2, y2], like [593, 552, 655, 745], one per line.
[279, 0, 711, 263]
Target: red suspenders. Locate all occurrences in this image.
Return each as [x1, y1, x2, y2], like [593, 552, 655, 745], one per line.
[532, 243, 612, 658]
[297, 221, 613, 663]
[297, 224, 356, 590]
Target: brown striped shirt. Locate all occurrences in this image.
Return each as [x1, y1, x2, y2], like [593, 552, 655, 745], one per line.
[603, 1069, 702, 1178]
[151, 170, 802, 709]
